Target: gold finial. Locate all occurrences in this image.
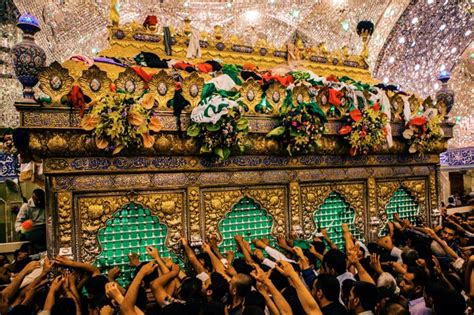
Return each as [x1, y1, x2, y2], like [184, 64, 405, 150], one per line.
[110, 0, 120, 27]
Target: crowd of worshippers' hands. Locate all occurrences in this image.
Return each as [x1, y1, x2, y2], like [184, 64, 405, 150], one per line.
[1, 213, 474, 315]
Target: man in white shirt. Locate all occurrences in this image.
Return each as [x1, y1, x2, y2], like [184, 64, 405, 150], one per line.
[399, 268, 432, 315]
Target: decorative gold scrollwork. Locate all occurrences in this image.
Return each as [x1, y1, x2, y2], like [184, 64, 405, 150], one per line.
[39, 61, 74, 105]
[292, 84, 310, 105]
[148, 70, 175, 110]
[182, 72, 205, 110]
[240, 78, 262, 114]
[265, 82, 285, 115]
[114, 67, 145, 97]
[57, 192, 73, 248]
[78, 65, 112, 101]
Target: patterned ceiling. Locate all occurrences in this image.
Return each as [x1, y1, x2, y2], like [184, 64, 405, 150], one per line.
[1, 0, 473, 148]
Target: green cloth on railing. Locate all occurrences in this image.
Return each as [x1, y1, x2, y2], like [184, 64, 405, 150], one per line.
[222, 64, 242, 85]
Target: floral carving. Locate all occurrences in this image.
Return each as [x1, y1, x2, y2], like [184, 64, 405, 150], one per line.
[57, 192, 72, 248]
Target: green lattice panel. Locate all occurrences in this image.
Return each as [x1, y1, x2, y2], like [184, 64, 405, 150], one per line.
[380, 187, 419, 236]
[313, 192, 362, 250]
[96, 202, 173, 286]
[218, 196, 274, 255]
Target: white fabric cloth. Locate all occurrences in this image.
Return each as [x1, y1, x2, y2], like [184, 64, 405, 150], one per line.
[262, 258, 277, 269]
[186, 29, 201, 59]
[208, 74, 236, 91]
[190, 95, 239, 124]
[264, 246, 296, 263]
[390, 246, 403, 263]
[196, 271, 210, 282]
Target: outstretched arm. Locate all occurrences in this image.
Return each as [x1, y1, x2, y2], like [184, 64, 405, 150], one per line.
[2, 261, 40, 303]
[149, 264, 180, 307]
[276, 261, 322, 315]
[347, 244, 375, 285]
[181, 238, 207, 274]
[121, 261, 158, 315]
[54, 256, 101, 277]
[201, 243, 231, 281]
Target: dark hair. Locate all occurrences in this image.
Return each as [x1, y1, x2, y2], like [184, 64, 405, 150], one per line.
[8, 305, 33, 315]
[443, 222, 458, 234]
[243, 305, 265, 315]
[51, 297, 76, 315]
[433, 289, 466, 315]
[179, 277, 203, 301]
[32, 188, 45, 208]
[412, 267, 428, 288]
[380, 298, 410, 315]
[197, 252, 212, 271]
[353, 281, 378, 311]
[209, 272, 229, 302]
[244, 291, 265, 310]
[282, 286, 305, 315]
[85, 275, 108, 297]
[232, 258, 253, 276]
[234, 274, 252, 298]
[312, 241, 326, 254]
[323, 249, 347, 275]
[161, 302, 189, 315]
[315, 274, 340, 302]
[202, 301, 226, 315]
[448, 197, 455, 203]
[341, 279, 355, 302]
[401, 249, 419, 268]
[269, 268, 289, 290]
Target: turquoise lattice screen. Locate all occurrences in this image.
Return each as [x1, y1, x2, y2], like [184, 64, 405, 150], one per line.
[380, 187, 420, 235]
[96, 202, 173, 285]
[313, 192, 362, 250]
[218, 196, 274, 254]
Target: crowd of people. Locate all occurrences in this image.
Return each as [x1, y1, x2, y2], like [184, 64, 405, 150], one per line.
[0, 212, 474, 315]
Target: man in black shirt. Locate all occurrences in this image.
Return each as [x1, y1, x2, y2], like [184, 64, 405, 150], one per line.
[312, 274, 348, 315]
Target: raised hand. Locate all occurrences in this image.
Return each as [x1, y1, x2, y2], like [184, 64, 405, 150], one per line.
[50, 275, 65, 293]
[370, 254, 383, 275]
[138, 261, 157, 276]
[128, 252, 140, 267]
[54, 255, 73, 267]
[250, 264, 269, 283]
[253, 249, 265, 262]
[146, 246, 159, 259]
[252, 239, 267, 249]
[105, 281, 123, 302]
[275, 260, 296, 278]
[107, 266, 121, 281]
[201, 242, 212, 253]
[22, 261, 41, 275]
[347, 244, 360, 265]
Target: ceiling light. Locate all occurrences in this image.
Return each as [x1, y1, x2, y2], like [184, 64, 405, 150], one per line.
[341, 20, 350, 32]
[411, 17, 419, 24]
[465, 30, 472, 36]
[434, 83, 440, 90]
[414, 64, 420, 71]
[383, 77, 389, 84]
[439, 24, 446, 31]
[226, 2, 232, 8]
[398, 37, 406, 44]
[427, 0, 434, 4]
[388, 56, 395, 64]
[440, 64, 446, 71]
[244, 10, 260, 23]
[290, 9, 300, 18]
[451, 47, 457, 53]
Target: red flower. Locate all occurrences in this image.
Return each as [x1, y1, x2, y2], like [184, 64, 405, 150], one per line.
[110, 83, 116, 92]
[350, 109, 362, 122]
[372, 102, 380, 111]
[326, 75, 339, 82]
[408, 116, 427, 126]
[360, 130, 367, 138]
[339, 125, 352, 135]
[328, 89, 344, 106]
[292, 121, 298, 127]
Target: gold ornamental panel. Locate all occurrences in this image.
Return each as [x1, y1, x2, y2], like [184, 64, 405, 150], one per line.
[300, 182, 365, 236]
[77, 191, 184, 262]
[182, 72, 205, 110]
[240, 78, 263, 114]
[376, 178, 428, 224]
[77, 65, 112, 101]
[147, 70, 176, 110]
[201, 186, 287, 239]
[114, 67, 145, 97]
[57, 192, 73, 248]
[38, 61, 74, 105]
[292, 84, 311, 105]
[265, 82, 286, 115]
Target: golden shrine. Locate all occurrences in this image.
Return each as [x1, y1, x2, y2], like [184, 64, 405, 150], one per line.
[11, 5, 454, 266]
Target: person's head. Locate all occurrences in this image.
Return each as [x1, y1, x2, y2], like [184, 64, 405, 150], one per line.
[161, 302, 189, 315]
[467, 212, 474, 227]
[51, 297, 76, 315]
[8, 305, 33, 315]
[312, 273, 340, 305]
[341, 279, 355, 307]
[322, 249, 347, 276]
[401, 248, 419, 269]
[432, 288, 466, 315]
[441, 223, 457, 242]
[206, 272, 229, 303]
[268, 268, 290, 291]
[229, 273, 252, 299]
[178, 277, 202, 301]
[242, 305, 265, 315]
[32, 189, 45, 208]
[0, 293, 9, 314]
[347, 281, 378, 313]
[243, 291, 265, 310]
[448, 196, 455, 204]
[379, 298, 410, 315]
[85, 275, 108, 307]
[0, 254, 9, 266]
[399, 267, 428, 299]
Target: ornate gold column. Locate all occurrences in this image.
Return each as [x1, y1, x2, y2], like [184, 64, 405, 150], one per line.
[289, 182, 302, 236]
[187, 186, 201, 238]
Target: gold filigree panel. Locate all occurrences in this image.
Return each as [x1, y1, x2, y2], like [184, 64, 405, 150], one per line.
[202, 187, 287, 239]
[188, 187, 201, 235]
[182, 72, 205, 110]
[148, 70, 175, 110]
[429, 170, 438, 217]
[241, 78, 262, 114]
[289, 182, 301, 231]
[265, 82, 286, 115]
[376, 178, 427, 224]
[300, 183, 365, 237]
[39, 61, 74, 105]
[77, 192, 184, 262]
[78, 65, 112, 101]
[114, 67, 145, 97]
[57, 192, 72, 248]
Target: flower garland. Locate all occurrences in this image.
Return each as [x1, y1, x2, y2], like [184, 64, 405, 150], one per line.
[403, 109, 444, 154]
[267, 101, 327, 156]
[187, 92, 249, 160]
[339, 103, 388, 156]
[81, 93, 161, 154]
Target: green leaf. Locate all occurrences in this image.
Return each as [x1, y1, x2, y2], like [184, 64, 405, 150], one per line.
[266, 126, 285, 137]
[206, 123, 221, 131]
[187, 124, 201, 137]
[200, 144, 210, 153]
[236, 118, 249, 131]
[223, 147, 231, 160]
[214, 147, 225, 159]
